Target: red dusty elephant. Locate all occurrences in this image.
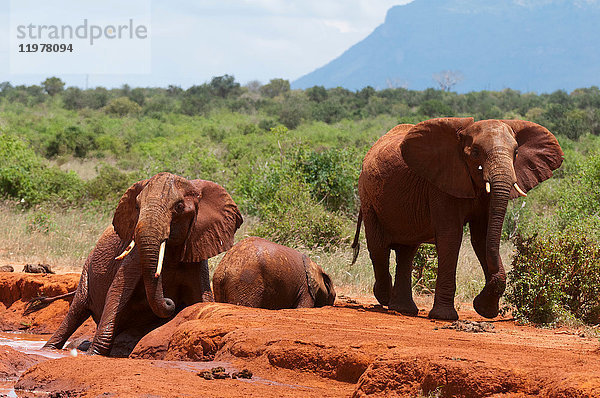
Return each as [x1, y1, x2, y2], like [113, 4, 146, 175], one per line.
[352, 118, 563, 320]
[45, 172, 243, 355]
[213, 237, 336, 309]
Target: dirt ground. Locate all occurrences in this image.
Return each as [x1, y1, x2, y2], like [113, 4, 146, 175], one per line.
[1, 272, 600, 397]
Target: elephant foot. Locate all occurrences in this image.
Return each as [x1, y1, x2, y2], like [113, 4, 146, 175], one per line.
[389, 298, 419, 316]
[473, 276, 505, 319]
[473, 293, 500, 319]
[428, 305, 458, 321]
[373, 280, 392, 306]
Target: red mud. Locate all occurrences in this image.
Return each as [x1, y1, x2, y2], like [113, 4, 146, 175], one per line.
[0, 272, 95, 335]
[1, 273, 600, 397]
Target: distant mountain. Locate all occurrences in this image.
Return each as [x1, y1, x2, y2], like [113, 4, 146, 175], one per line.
[292, 0, 600, 93]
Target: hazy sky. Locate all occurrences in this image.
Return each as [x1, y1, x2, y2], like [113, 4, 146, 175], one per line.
[0, 0, 412, 88]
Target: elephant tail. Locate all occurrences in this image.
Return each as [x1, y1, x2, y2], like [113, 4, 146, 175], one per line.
[350, 210, 362, 265]
[23, 291, 76, 315]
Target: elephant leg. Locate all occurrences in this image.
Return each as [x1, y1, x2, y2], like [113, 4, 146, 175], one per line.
[368, 247, 392, 306]
[198, 260, 214, 302]
[428, 225, 463, 321]
[364, 211, 392, 306]
[89, 260, 140, 356]
[174, 260, 214, 307]
[45, 270, 91, 349]
[469, 220, 505, 318]
[389, 245, 419, 316]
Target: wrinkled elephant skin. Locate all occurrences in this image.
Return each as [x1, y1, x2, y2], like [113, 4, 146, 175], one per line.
[44, 172, 242, 355]
[213, 237, 336, 309]
[353, 118, 563, 320]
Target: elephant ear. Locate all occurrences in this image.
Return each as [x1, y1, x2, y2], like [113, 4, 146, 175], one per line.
[501, 120, 564, 199]
[303, 255, 333, 307]
[112, 179, 149, 242]
[401, 117, 476, 198]
[303, 255, 321, 305]
[183, 180, 243, 262]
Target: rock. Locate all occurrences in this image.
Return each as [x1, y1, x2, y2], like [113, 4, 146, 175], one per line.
[231, 369, 253, 379]
[0, 265, 14, 272]
[23, 264, 55, 274]
[441, 320, 495, 333]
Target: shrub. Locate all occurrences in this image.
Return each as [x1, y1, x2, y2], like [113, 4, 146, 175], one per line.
[412, 244, 438, 294]
[46, 125, 98, 158]
[104, 97, 142, 116]
[293, 148, 360, 215]
[505, 230, 600, 325]
[85, 164, 137, 204]
[0, 134, 84, 205]
[249, 177, 350, 250]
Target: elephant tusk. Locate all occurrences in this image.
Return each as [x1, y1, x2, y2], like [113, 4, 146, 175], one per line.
[155, 241, 166, 278]
[485, 182, 491, 194]
[478, 165, 483, 170]
[115, 240, 135, 260]
[514, 183, 527, 197]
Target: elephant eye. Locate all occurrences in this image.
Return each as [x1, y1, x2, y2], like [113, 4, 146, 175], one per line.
[174, 201, 185, 214]
[471, 147, 480, 157]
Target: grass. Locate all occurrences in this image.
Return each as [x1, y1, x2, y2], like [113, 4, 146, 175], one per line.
[0, 203, 111, 272]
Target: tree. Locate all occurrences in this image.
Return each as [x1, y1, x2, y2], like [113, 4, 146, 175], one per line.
[209, 74, 240, 98]
[42, 77, 65, 96]
[245, 80, 262, 94]
[432, 70, 464, 92]
[260, 78, 290, 98]
[306, 86, 327, 103]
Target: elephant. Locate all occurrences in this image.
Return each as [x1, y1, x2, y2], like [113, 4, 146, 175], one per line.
[212, 237, 336, 309]
[44, 172, 243, 355]
[351, 118, 563, 320]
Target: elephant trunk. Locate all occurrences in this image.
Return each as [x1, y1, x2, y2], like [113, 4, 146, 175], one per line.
[136, 210, 175, 319]
[474, 150, 513, 318]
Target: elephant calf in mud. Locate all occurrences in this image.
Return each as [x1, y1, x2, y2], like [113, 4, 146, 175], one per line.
[213, 237, 336, 309]
[44, 172, 243, 355]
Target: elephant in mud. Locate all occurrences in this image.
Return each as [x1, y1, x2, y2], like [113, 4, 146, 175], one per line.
[352, 118, 563, 320]
[213, 237, 336, 309]
[45, 172, 243, 355]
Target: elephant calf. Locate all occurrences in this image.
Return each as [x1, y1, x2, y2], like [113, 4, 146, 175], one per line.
[213, 237, 336, 309]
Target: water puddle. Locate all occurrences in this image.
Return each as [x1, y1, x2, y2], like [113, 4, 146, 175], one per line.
[0, 331, 64, 359]
[0, 331, 62, 398]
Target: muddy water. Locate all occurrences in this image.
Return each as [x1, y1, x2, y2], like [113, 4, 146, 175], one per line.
[0, 331, 64, 359]
[0, 331, 64, 398]
[0, 333, 291, 397]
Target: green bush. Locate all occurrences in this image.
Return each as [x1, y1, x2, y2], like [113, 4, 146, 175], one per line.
[104, 97, 142, 116]
[412, 244, 438, 294]
[85, 164, 137, 204]
[46, 125, 98, 158]
[0, 134, 84, 205]
[249, 177, 350, 250]
[505, 231, 600, 325]
[293, 148, 360, 215]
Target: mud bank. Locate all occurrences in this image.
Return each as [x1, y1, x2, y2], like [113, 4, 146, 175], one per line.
[1, 273, 600, 397]
[0, 273, 95, 335]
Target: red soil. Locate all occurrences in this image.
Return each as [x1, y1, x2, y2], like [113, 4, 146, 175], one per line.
[1, 273, 600, 397]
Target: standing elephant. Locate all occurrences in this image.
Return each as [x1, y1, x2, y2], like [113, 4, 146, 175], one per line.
[45, 172, 243, 355]
[213, 237, 336, 309]
[352, 118, 563, 320]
